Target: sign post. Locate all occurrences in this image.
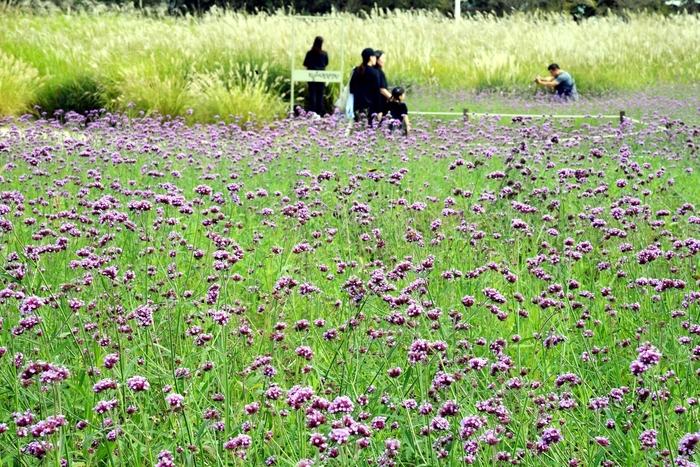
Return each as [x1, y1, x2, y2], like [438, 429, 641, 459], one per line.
[289, 16, 345, 115]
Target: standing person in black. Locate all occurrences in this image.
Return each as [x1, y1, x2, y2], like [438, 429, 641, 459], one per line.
[303, 36, 329, 116]
[374, 50, 392, 105]
[349, 48, 382, 125]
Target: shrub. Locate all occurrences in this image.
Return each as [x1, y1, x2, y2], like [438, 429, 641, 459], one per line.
[34, 74, 107, 116]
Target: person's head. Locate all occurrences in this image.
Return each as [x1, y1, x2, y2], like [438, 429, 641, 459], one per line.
[547, 63, 562, 77]
[361, 48, 376, 66]
[375, 50, 386, 68]
[391, 86, 405, 102]
[311, 36, 323, 54]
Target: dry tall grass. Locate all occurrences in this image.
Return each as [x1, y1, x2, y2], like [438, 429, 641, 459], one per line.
[1, 10, 699, 118]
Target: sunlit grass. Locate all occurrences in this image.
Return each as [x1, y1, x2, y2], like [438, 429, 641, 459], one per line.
[1, 9, 700, 119]
[0, 51, 42, 115]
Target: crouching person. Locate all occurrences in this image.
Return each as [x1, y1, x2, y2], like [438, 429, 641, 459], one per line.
[535, 63, 578, 101]
[382, 86, 411, 136]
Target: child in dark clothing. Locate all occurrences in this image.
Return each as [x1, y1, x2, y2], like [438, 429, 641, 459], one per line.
[382, 86, 410, 136]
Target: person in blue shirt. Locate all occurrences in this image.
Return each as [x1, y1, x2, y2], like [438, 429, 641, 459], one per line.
[535, 64, 578, 101]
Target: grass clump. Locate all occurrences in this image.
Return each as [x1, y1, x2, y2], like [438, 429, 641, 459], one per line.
[0, 51, 42, 115]
[187, 62, 287, 124]
[115, 60, 191, 118]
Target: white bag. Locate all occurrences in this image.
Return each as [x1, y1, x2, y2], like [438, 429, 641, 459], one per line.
[334, 83, 350, 111]
[345, 93, 355, 119]
[334, 67, 355, 116]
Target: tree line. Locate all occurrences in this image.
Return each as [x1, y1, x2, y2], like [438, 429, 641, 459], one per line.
[10, 0, 700, 18]
[153, 0, 700, 16]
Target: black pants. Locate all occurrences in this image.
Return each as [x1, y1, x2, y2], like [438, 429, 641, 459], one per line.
[389, 120, 407, 136]
[354, 108, 375, 127]
[308, 82, 325, 115]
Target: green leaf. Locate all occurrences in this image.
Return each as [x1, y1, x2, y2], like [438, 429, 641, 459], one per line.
[0, 271, 20, 284]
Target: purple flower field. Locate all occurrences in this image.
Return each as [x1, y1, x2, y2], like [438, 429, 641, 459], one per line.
[0, 103, 700, 466]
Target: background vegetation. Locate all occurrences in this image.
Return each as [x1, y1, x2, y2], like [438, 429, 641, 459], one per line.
[1, 10, 700, 120]
[4, 0, 699, 17]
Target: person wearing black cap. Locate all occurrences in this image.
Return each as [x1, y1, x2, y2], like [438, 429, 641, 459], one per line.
[349, 48, 383, 125]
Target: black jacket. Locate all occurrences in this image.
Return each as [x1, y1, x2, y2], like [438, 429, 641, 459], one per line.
[303, 51, 328, 70]
[375, 66, 388, 90]
[349, 65, 382, 116]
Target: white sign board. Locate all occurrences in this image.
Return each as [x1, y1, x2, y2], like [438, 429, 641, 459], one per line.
[292, 70, 343, 83]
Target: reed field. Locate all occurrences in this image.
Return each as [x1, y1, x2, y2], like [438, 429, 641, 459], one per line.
[1, 10, 700, 120]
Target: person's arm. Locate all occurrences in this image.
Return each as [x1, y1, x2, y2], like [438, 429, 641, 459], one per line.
[371, 72, 382, 115]
[403, 115, 411, 135]
[402, 104, 410, 134]
[378, 71, 391, 99]
[537, 79, 559, 88]
[535, 75, 559, 87]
